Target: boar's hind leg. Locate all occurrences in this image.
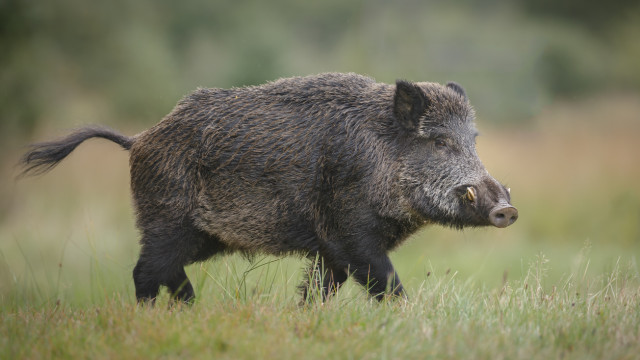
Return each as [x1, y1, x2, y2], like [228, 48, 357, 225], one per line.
[133, 254, 162, 305]
[134, 248, 195, 305]
[133, 225, 221, 305]
[165, 267, 195, 304]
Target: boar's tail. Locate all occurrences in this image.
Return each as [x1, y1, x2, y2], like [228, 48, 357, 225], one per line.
[18, 125, 134, 177]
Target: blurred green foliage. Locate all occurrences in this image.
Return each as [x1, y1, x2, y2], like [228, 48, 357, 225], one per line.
[516, 0, 639, 31]
[1, 0, 639, 145]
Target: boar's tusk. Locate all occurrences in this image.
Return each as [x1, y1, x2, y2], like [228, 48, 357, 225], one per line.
[507, 187, 511, 195]
[465, 186, 476, 202]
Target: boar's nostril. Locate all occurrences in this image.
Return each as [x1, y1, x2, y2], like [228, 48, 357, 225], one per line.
[489, 206, 518, 228]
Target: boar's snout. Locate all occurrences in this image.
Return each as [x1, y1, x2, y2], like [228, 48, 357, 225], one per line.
[488, 204, 518, 228]
[454, 177, 518, 228]
[478, 176, 518, 228]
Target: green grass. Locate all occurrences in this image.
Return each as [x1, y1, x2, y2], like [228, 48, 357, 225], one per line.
[1, 95, 639, 359]
[1, 251, 638, 359]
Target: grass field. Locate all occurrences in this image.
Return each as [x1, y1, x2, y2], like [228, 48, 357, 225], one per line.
[1, 94, 639, 359]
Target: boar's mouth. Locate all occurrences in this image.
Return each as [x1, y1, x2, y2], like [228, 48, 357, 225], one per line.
[452, 184, 518, 228]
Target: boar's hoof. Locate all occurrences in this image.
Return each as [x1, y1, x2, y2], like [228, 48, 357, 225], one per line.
[488, 205, 518, 228]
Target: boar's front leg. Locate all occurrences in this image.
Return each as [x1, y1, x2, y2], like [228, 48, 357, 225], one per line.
[300, 256, 349, 303]
[323, 234, 406, 301]
[348, 251, 405, 301]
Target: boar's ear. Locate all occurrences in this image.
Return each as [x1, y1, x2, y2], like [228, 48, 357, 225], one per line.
[394, 80, 429, 131]
[446, 82, 468, 101]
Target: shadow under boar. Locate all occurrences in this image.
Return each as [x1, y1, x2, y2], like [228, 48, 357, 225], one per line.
[19, 73, 518, 304]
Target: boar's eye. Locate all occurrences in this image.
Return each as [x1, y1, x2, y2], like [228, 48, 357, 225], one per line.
[434, 138, 447, 149]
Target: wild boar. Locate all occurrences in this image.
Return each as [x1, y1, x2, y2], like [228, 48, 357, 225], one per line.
[20, 73, 517, 304]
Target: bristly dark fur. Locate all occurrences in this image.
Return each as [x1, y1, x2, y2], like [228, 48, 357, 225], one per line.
[19, 125, 133, 177]
[17, 73, 516, 305]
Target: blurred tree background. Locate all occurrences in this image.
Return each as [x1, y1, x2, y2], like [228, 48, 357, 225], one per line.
[2, 0, 639, 146]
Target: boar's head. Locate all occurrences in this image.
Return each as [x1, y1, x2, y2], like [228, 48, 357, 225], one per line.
[394, 80, 517, 229]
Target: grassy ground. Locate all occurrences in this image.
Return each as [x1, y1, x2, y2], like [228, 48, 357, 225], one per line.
[1, 94, 639, 359]
[1, 254, 638, 359]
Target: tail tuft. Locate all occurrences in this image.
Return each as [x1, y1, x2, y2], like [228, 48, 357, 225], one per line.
[18, 125, 133, 178]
